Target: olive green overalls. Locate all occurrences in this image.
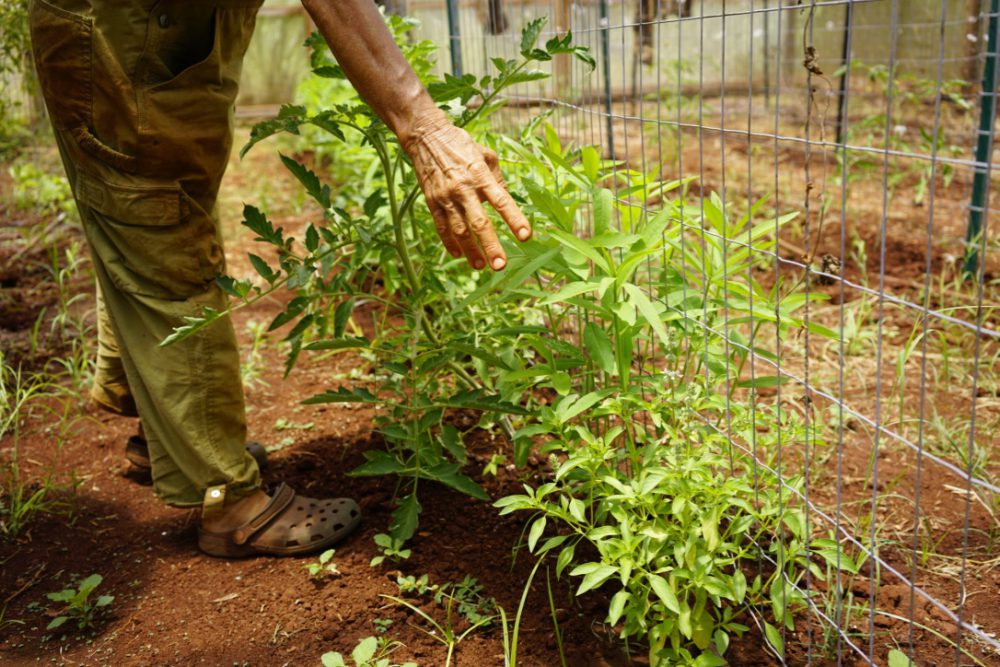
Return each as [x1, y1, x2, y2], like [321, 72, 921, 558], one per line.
[29, 0, 265, 507]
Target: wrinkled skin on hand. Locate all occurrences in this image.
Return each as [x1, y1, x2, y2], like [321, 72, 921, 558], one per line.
[403, 121, 532, 271]
[302, 0, 531, 271]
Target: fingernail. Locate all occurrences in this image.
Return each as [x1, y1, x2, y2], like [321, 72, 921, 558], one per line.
[492, 257, 506, 270]
[517, 228, 531, 241]
[473, 259, 485, 270]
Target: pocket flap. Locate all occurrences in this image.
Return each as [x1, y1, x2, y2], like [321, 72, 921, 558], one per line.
[76, 172, 184, 226]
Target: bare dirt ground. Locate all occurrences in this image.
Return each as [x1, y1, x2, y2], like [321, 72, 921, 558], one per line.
[0, 137, 627, 667]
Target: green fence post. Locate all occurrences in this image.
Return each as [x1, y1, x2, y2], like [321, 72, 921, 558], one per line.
[964, 0, 1000, 279]
[446, 0, 463, 76]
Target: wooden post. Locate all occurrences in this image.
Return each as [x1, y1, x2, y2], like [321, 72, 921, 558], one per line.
[554, 0, 571, 98]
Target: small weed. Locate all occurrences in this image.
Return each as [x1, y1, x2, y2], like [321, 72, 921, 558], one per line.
[45, 573, 114, 633]
[0, 357, 75, 537]
[386, 574, 497, 667]
[372, 618, 394, 634]
[370, 533, 411, 567]
[321, 635, 417, 667]
[395, 574, 433, 596]
[303, 549, 340, 580]
[481, 453, 505, 477]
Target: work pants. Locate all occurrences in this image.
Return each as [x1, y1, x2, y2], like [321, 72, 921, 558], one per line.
[29, 0, 264, 506]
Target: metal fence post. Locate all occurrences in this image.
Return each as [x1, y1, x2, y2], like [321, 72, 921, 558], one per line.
[446, 0, 463, 76]
[834, 1, 854, 146]
[964, 0, 1000, 278]
[599, 0, 614, 158]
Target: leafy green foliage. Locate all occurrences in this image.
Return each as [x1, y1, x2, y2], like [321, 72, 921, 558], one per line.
[485, 127, 844, 664]
[162, 13, 844, 663]
[45, 574, 114, 633]
[8, 162, 78, 222]
[164, 16, 595, 549]
[0, 0, 31, 157]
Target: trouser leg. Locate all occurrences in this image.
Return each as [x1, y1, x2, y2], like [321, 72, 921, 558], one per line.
[31, 0, 265, 507]
[51, 129, 261, 508]
[86, 223, 258, 507]
[91, 282, 138, 418]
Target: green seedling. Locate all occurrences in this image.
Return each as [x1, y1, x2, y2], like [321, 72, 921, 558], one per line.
[372, 618, 394, 634]
[321, 635, 417, 667]
[370, 533, 411, 567]
[385, 574, 497, 667]
[395, 574, 433, 596]
[45, 573, 114, 632]
[482, 453, 506, 477]
[303, 548, 339, 579]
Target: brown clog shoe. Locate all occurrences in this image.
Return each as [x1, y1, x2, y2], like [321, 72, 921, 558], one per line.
[197, 483, 361, 557]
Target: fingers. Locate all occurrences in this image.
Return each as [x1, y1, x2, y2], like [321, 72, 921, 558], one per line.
[429, 202, 462, 259]
[481, 182, 532, 242]
[458, 191, 507, 271]
[412, 131, 530, 271]
[442, 200, 486, 270]
[481, 147, 506, 188]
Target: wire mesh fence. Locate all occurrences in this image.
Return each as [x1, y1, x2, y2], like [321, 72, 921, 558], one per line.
[407, 0, 999, 664]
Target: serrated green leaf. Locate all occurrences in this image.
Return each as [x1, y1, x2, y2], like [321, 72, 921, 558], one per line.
[520, 17, 547, 56]
[248, 253, 278, 284]
[389, 493, 421, 542]
[280, 154, 330, 209]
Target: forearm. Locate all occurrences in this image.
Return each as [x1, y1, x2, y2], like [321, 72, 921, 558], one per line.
[301, 0, 446, 144]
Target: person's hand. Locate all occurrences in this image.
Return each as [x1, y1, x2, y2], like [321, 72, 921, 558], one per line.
[402, 121, 531, 271]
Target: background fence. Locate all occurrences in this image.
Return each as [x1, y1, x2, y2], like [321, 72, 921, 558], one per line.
[413, 0, 999, 665]
[5, 0, 997, 664]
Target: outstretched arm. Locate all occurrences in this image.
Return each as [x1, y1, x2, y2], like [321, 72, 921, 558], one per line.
[301, 0, 531, 271]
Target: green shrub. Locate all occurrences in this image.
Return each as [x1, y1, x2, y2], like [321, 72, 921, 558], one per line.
[165, 15, 848, 665]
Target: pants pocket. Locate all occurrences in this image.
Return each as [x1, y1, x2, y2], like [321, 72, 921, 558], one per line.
[138, 6, 260, 188]
[76, 171, 224, 301]
[29, 0, 92, 131]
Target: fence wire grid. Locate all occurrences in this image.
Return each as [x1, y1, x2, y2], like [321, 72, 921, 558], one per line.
[405, 0, 1000, 665]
